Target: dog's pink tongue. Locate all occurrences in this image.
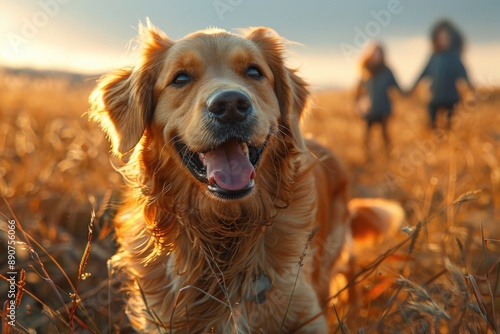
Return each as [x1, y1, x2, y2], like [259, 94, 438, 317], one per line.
[202, 140, 255, 191]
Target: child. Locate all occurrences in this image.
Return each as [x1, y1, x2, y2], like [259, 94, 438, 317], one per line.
[410, 20, 473, 128]
[355, 42, 403, 156]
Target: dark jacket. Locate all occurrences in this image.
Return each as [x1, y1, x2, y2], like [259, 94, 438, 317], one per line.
[359, 66, 402, 121]
[413, 51, 472, 106]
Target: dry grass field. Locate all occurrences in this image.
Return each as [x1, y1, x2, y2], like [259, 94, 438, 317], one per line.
[0, 69, 499, 333]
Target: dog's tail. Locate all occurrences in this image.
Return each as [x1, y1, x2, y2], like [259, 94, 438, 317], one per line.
[348, 198, 405, 245]
[329, 198, 405, 307]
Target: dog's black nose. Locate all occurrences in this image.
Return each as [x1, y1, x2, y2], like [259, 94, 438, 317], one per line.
[207, 90, 252, 123]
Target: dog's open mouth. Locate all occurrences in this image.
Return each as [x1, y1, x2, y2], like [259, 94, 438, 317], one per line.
[175, 138, 264, 199]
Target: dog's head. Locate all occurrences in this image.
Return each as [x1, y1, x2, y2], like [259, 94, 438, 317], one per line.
[90, 21, 309, 202]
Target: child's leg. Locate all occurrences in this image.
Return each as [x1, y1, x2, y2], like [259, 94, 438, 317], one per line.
[428, 104, 439, 129]
[365, 119, 373, 158]
[445, 103, 456, 129]
[381, 116, 391, 152]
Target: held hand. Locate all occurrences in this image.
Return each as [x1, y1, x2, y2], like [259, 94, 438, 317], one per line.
[464, 92, 477, 107]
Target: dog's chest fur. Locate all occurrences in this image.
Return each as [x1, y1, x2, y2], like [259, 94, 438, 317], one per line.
[111, 154, 321, 332]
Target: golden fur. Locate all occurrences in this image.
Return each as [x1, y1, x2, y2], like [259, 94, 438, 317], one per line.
[90, 21, 400, 333]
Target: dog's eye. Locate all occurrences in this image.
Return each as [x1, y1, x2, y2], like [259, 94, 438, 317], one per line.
[246, 66, 263, 79]
[172, 73, 191, 86]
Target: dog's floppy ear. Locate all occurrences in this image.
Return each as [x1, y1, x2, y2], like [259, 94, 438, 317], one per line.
[245, 27, 310, 142]
[89, 20, 173, 156]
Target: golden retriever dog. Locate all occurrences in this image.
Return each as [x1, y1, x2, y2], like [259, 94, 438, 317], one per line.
[90, 21, 402, 333]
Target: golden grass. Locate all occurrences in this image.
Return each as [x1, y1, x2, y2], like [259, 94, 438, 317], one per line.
[0, 70, 499, 333]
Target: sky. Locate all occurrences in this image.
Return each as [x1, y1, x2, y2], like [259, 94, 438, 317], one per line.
[2, 0, 500, 89]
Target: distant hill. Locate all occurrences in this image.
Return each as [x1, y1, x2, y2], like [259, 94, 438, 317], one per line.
[0, 66, 101, 84]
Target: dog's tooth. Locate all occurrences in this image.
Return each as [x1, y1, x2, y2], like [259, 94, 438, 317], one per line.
[199, 153, 206, 165]
[241, 143, 249, 157]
